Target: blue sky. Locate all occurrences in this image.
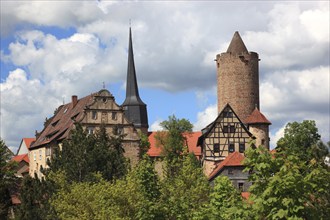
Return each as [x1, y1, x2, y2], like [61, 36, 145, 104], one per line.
[1, 1, 329, 152]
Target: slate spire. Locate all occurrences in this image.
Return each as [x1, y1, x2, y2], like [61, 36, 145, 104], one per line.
[122, 27, 148, 131]
[226, 31, 248, 54]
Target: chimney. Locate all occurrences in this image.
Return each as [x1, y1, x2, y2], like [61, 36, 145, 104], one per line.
[72, 95, 78, 108]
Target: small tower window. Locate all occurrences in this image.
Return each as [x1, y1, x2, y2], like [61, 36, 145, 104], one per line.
[261, 139, 265, 145]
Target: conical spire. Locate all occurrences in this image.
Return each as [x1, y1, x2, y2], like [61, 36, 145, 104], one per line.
[123, 27, 144, 105]
[226, 31, 248, 54]
[122, 27, 148, 130]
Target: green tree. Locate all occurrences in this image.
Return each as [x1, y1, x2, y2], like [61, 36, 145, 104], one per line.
[156, 115, 193, 177]
[51, 156, 162, 220]
[48, 123, 95, 183]
[91, 124, 128, 181]
[160, 152, 210, 220]
[0, 138, 17, 219]
[16, 175, 55, 220]
[48, 123, 127, 182]
[138, 131, 151, 158]
[202, 176, 251, 220]
[244, 120, 330, 219]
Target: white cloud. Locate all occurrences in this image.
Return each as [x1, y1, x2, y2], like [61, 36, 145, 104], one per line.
[150, 119, 163, 131]
[1, 1, 329, 149]
[0, 69, 61, 148]
[193, 104, 217, 131]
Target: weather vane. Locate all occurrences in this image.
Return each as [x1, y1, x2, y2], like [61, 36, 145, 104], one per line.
[102, 81, 105, 89]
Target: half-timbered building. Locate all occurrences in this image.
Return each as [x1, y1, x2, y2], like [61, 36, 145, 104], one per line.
[198, 104, 254, 176]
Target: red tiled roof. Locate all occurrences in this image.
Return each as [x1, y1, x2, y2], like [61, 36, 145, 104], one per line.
[31, 94, 96, 149]
[11, 194, 21, 205]
[241, 192, 250, 200]
[23, 138, 36, 149]
[12, 154, 29, 163]
[147, 131, 202, 157]
[244, 108, 271, 125]
[208, 152, 245, 180]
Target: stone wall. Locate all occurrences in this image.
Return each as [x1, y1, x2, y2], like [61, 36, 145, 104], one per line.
[216, 51, 260, 121]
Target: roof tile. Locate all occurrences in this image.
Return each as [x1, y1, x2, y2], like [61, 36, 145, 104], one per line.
[244, 108, 271, 125]
[147, 131, 202, 157]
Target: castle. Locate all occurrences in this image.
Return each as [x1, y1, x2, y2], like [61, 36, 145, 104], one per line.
[28, 28, 148, 177]
[26, 30, 271, 188]
[197, 32, 271, 187]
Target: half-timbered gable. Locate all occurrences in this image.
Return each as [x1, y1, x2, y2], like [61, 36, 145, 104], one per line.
[198, 103, 254, 176]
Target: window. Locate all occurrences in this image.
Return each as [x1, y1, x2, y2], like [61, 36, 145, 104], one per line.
[46, 146, 51, 156]
[92, 111, 97, 120]
[112, 112, 117, 120]
[224, 111, 233, 118]
[238, 182, 244, 191]
[261, 139, 265, 145]
[63, 108, 68, 114]
[228, 169, 234, 175]
[229, 144, 235, 153]
[117, 127, 123, 135]
[87, 127, 94, 135]
[102, 98, 107, 103]
[230, 125, 235, 133]
[223, 126, 228, 133]
[214, 144, 220, 153]
[39, 150, 42, 160]
[33, 152, 36, 161]
[239, 143, 245, 153]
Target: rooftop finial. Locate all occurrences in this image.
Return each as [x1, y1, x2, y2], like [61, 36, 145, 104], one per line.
[103, 81, 105, 89]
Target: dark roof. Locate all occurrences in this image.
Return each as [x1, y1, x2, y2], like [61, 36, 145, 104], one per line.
[31, 93, 96, 149]
[226, 31, 248, 54]
[208, 152, 245, 181]
[198, 103, 254, 146]
[147, 131, 202, 157]
[122, 27, 148, 129]
[244, 107, 271, 125]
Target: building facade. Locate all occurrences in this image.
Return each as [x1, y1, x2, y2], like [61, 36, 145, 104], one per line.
[199, 32, 271, 186]
[29, 28, 148, 178]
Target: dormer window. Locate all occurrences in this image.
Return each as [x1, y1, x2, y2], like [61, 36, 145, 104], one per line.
[63, 108, 68, 114]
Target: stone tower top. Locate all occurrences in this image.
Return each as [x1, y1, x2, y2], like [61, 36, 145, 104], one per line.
[226, 31, 248, 54]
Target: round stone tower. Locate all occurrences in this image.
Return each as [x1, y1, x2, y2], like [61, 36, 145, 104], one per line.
[216, 31, 259, 121]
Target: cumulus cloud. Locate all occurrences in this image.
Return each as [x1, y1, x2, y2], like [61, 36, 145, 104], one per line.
[0, 1, 329, 149]
[150, 119, 164, 132]
[0, 69, 61, 148]
[193, 104, 217, 131]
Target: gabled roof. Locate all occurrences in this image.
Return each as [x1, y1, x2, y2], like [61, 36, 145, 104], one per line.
[147, 131, 202, 157]
[208, 152, 245, 181]
[31, 93, 96, 149]
[198, 103, 253, 145]
[22, 138, 35, 149]
[12, 154, 29, 164]
[244, 107, 271, 125]
[226, 31, 248, 54]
